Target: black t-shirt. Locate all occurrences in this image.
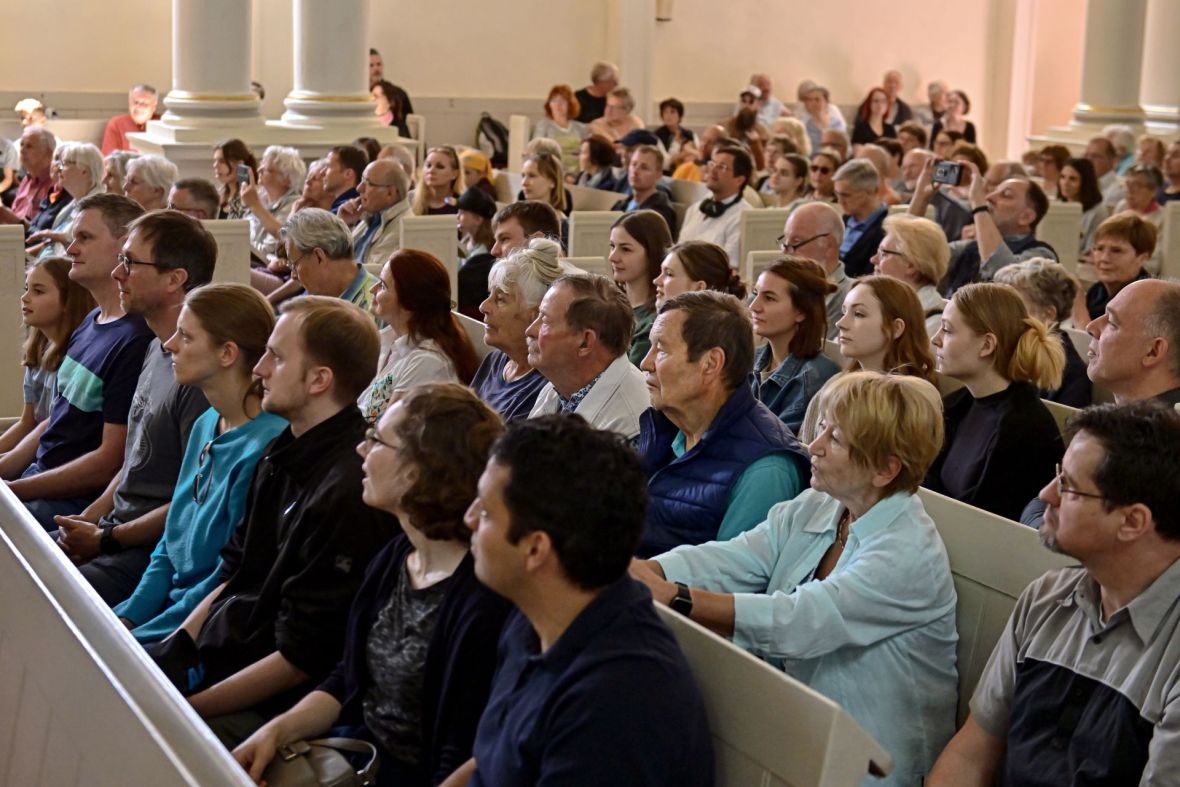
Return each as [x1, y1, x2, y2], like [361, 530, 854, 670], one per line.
[1086, 269, 1149, 320]
[574, 88, 606, 123]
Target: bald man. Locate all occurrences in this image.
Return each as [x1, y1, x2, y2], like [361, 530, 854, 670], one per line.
[338, 159, 411, 268]
[780, 202, 850, 338]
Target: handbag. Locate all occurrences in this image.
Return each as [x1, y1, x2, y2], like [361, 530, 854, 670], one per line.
[261, 737, 381, 787]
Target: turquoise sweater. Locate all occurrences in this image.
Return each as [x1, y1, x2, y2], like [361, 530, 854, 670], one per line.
[115, 407, 287, 643]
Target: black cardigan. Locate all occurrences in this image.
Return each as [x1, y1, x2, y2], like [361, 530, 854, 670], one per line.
[319, 535, 513, 787]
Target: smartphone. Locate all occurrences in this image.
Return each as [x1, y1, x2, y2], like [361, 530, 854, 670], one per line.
[932, 160, 964, 187]
[236, 163, 251, 184]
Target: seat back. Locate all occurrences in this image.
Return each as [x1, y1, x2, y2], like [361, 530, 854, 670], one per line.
[887, 203, 936, 220]
[561, 256, 612, 277]
[1037, 200, 1082, 274]
[0, 227, 24, 416]
[568, 185, 622, 212]
[405, 113, 426, 168]
[917, 488, 1075, 725]
[0, 486, 253, 785]
[506, 114, 530, 174]
[744, 250, 783, 287]
[1160, 200, 1180, 280]
[492, 171, 521, 203]
[1041, 398, 1080, 438]
[655, 605, 893, 787]
[567, 210, 622, 258]
[738, 208, 789, 274]
[400, 215, 461, 298]
[1063, 327, 1091, 357]
[200, 219, 251, 286]
[669, 179, 708, 205]
[453, 311, 491, 362]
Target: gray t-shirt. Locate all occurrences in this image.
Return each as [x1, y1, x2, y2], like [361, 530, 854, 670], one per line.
[23, 365, 56, 423]
[100, 338, 209, 527]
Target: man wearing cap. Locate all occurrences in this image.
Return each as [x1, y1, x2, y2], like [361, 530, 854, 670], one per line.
[457, 187, 499, 318]
[102, 85, 160, 155]
[612, 144, 679, 238]
[338, 158, 411, 269]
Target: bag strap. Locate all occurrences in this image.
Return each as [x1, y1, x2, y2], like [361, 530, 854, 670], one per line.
[308, 738, 381, 785]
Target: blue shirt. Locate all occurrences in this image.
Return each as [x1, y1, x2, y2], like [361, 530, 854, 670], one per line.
[840, 206, 887, 257]
[655, 489, 959, 787]
[470, 577, 714, 787]
[751, 345, 840, 434]
[471, 351, 548, 422]
[330, 187, 360, 215]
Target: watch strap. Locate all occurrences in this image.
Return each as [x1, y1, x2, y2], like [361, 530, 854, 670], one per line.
[669, 581, 693, 616]
[99, 525, 123, 555]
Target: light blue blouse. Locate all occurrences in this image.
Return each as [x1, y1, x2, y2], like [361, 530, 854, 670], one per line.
[655, 489, 959, 787]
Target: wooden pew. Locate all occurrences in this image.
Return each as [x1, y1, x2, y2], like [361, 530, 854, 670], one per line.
[743, 250, 782, 287]
[917, 488, 1075, 724]
[561, 256, 612, 278]
[738, 209, 789, 275]
[655, 605, 893, 786]
[568, 185, 622, 212]
[0, 227, 24, 417]
[200, 219, 251, 286]
[1160, 200, 1180, 280]
[453, 311, 491, 362]
[400, 215, 461, 298]
[507, 114, 530, 174]
[1036, 200, 1082, 275]
[567, 210, 622, 259]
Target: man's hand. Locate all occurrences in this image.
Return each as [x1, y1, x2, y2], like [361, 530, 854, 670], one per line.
[628, 558, 676, 605]
[963, 160, 987, 210]
[56, 515, 103, 564]
[336, 197, 364, 226]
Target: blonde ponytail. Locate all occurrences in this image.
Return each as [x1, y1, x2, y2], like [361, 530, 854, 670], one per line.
[1009, 316, 1065, 390]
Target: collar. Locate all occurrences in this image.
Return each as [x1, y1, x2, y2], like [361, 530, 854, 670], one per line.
[556, 370, 604, 414]
[339, 264, 370, 302]
[800, 491, 913, 542]
[846, 205, 886, 231]
[1064, 557, 1180, 644]
[265, 405, 365, 483]
[1155, 386, 1180, 407]
[753, 343, 803, 381]
[331, 187, 360, 213]
[828, 261, 847, 284]
[378, 197, 410, 222]
[524, 576, 647, 667]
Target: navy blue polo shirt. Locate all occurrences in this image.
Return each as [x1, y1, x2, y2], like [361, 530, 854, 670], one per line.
[469, 576, 714, 787]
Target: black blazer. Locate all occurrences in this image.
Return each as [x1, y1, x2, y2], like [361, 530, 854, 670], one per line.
[840, 208, 887, 278]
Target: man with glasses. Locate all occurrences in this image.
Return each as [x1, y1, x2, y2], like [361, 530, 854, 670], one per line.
[677, 144, 753, 268]
[1, 195, 153, 529]
[53, 210, 216, 605]
[832, 159, 887, 277]
[167, 178, 221, 221]
[337, 158, 410, 268]
[278, 208, 381, 318]
[101, 84, 159, 156]
[780, 201, 850, 339]
[929, 400, 1180, 786]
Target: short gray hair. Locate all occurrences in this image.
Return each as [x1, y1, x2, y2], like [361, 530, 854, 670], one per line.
[22, 126, 56, 153]
[281, 207, 354, 260]
[487, 237, 564, 310]
[58, 142, 104, 193]
[126, 154, 179, 194]
[834, 158, 879, 192]
[261, 145, 306, 195]
[1103, 124, 1136, 157]
[104, 150, 140, 190]
[992, 257, 1079, 323]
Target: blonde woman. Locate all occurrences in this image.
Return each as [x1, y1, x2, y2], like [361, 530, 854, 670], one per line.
[870, 214, 949, 339]
[410, 146, 463, 216]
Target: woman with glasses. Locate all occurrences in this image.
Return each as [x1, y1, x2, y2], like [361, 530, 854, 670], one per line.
[114, 284, 287, 644]
[871, 214, 949, 339]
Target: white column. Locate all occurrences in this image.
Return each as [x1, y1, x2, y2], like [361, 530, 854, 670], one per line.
[281, 0, 378, 128]
[1139, 0, 1180, 135]
[158, 0, 263, 128]
[608, 0, 655, 122]
[1071, 0, 1146, 126]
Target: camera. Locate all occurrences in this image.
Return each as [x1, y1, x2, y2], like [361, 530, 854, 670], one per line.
[236, 163, 252, 185]
[932, 160, 964, 187]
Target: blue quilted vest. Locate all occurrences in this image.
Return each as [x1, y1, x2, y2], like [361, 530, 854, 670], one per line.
[636, 384, 810, 557]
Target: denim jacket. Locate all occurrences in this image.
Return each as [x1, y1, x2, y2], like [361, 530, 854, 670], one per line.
[750, 345, 839, 435]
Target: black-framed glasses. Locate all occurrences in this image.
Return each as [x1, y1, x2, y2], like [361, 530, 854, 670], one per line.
[875, 247, 907, 261]
[778, 232, 830, 253]
[117, 252, 165, 275]
[1054, 463, 1106, 502]
[192, 440, 214, 504]
[360, 177, 395, 190]
[363, 427, 397, 452]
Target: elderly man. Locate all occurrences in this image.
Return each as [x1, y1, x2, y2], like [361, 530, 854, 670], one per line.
[678, 144, 754, 268]
[167, 178, 221, 221]
[834, 159, 887, 277]
[1085, 136, 1125, 208]
[911, 159, 1053, 294]
[781, 202, 851, 339]
[0, 126, 55, 229]
[983, 161, 1028, 193]
[1104, 123, 1137, 175]
[883, 70, 913, 125]
[1087, 279, 1180, 406]
[278, 208, 379, 314]
[929, 400, 1180, 786]
[527, 274, 650, 440]
[337, 158, 410, 268]
[749, 72, 787, 127]
[574, 61, 620, 124]
[899, 148, 935, 200]
[445, 415, 712, 786]
[920, 80, 949, 126]
[322, 145, 367, 215]
[637, 292, 808, 557]
[490, 201, 563, 258]
[101, 85, 159, 155]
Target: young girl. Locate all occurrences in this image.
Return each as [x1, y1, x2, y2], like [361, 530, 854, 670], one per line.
[114, 284, 288, 643]
[0, 257, 95, 458]
[609, 210, 672, 365]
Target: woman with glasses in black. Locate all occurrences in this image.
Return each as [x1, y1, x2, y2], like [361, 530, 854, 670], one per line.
[114, 284, 287, 644]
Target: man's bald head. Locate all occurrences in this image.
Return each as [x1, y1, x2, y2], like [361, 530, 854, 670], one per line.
[1087, 279, 1180, 401]
[782, 201, 844, 273]
[357, 158, 408, 214]
[700, 125, 726, 158]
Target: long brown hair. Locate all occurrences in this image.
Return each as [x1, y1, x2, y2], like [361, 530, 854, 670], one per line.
[847, 276, 936, 383]
[213, 138, 258, 209]
[612, 210, 672, 306]
[183, 283, 276, 404]
[762, 256, 836, 360]
[22, 256, 96, 371]
[387, 250, 480, 383]
[668, 240, 746, 299]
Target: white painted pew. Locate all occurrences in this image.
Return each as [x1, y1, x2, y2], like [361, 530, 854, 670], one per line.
[655, 605, 893, 787]
[1160, 200, 1180, 280]
[1037, 200, 1082, 274]
[453, 311, 491, 362]
[200, 219, 251, 286]
[567, 210, 621, 259]
[0, 227, 24, 417]
[400, 214, 461, 299]
[743, 250, 782, 287]
[738, 208, 789, 276]
[1063, 327, 1091, 357]
[568, 185, 622, 212]
[669, 179, 708, 206]
[917, 488, 1075, 724]
[0, 484, 252, 785]
[886, 204, 936, 220]
[507, 114, 530, 174]
[405, 113, 426, 168]
[561, 255, 612, 278]
[1042, 399, 1080, 438]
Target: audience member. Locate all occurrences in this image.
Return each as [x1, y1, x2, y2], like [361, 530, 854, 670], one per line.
[1037, 144, 1069, 197]
[857, 144, 903, 206]
[2, 195, 152, 529]
[772, 116, 811, 159]
[459, 149, 497, 200]
[359, 250, 479, 423]
[1086, 279, 1180, 405]
[533, 85, 587, 174]
[368, 49, 413, 122]
[633, 371, 957, 787]
[1079, 212, 1155, 322]
[851, 88, 895, 148]
[26, 142, 103, 258]
[898, 147, 934, 201]
[873, 213, 950, 338]
[113, 284, 286, 642]
[520, 153, 568, 218]
[489, 201, 562, 259]
[993, 258, 1090, 408]
[637, 291, 808, 557]
[928, 400, 1180, 786]
[780, 201, 851, 338]
[1136, 135, 1166, 169]
[14, 97, 49, 128]
[766, 153, 810, 212]
[379, 145, 417, 189]
[896, 122, 928, 153]
[808, 147, 841, 203]
[882, 70, 913, 125]
[123, 154, 178, 212]
[292, 158, 334, 213]
[678, 144, 753, 268]
[1105, 123, 1137, 174]
[574, 61, 620, 123]
[931, 128, 963, 160]
[234, 384, 510, 786]
[527, 274, 650, 440]
[574, 134, 621, 191]
[1116, 166, 1165, 274]
[337, 158, 411, 270]
[24, 147, 73, 241]
[930, 89, 976, 145]
[588, 87, 644, 143]
[611, 145, 678, 236]
[167, 178, 220, 221]
[723, 88, 770, 170]
[819, 128, 851, 162]
[833, 159, 886, 277]
[371, 80, 409, 137]
[323, 144, 367, 215]
[102, 150, 138, 196]
[928, 283, 1064, 520]
[750, 256, 839, 432]
[144, 297, 397, 747]
[749, 73, 787, 126]
[279, 209, 379, 313]
[653, 240, 747, 312]
[456, 186, 498, 319]
[1085, 136, 1124, 207]
[212, 139, 257, 220]
[796, 80, 847, 153]
[1057, 156, 1111, 261]
[55, 210, 216, 604]
[670, 124, 726, 182]
[609, 211, 672, 365]
[655, 98, 698, 169]
[410, 146, 463, 216]
[240, 145, 305, 259]
[834, 276, 936, 378]
[0, 127, 55, 229]
[354, 137, 381, 165]
[101, 84, 159, 155]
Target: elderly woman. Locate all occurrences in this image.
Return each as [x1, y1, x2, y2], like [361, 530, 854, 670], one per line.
[533, 85, 588, 174]
[102, 149, 139, 195]
[240, 144, 306, 257]
[993, 258, 1090, 407]
[587, 87, 644, 143]
[631, 371, 959, 787]
[26, 142, 104, 258]
[471, 238, 565, 421]
[871, 214, 950, 339]
[124, 154, 179, 212]
[796, 80, 847, 154]
[234, 384, 511, 787]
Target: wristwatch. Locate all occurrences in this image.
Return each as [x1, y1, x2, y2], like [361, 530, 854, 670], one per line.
[99, 525, 123, 555]
[669, 581, 694, 617]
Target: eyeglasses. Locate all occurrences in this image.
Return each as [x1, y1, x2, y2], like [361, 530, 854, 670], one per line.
[361, 177, 394, 190]
[708, 161, 733, 173]
[117, 252, 165, 275]
[777, 232, 830, 253]
[1054, 463, 1106, 502]
[876, 248, 907, 260]
[192, 440, 214, 504]
[813, 166, 833, 175]
[363, 427, 398, 452]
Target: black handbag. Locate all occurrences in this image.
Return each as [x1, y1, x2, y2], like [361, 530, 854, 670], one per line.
[261, 737, 381, 787]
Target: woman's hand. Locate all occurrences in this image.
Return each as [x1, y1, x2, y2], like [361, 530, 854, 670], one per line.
[233, 723, 282, 784]
[240, 167, 263, 211]
[266, 255, 290, 275]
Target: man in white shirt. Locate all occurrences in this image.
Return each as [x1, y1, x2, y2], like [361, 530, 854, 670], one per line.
[677, 145, 753, 268]
[1086, 136, 1125, 208]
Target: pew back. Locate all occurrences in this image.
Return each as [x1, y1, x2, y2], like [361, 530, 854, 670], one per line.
[1037, 200, 1082, 274]
[453, 311, 492, 362]
[561, 256, 613, 277]
[1161, 200, 1180, 280]
[201, 219, 251, 286]
[738, 208, 789, 274]
[400, 215, 461, 298]
[0, 227, 24, 416]
[568, 185, 622, 212]
[744, 250, 783, 287]
[566, 210, 622, 259]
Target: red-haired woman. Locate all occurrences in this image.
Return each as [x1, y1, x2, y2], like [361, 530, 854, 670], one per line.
[532, 84, 588, 174]
[850, 87, 895, 149]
